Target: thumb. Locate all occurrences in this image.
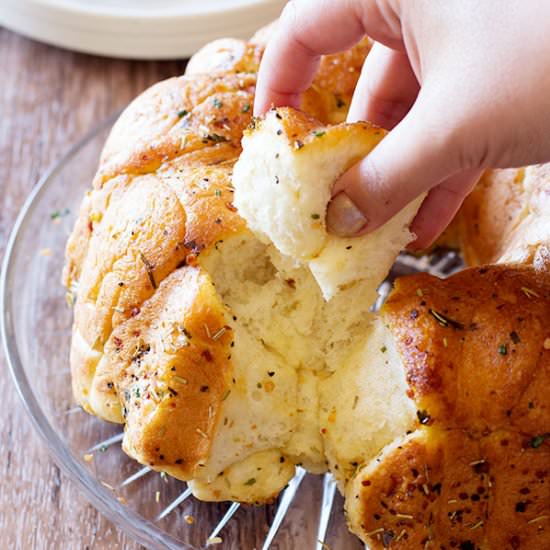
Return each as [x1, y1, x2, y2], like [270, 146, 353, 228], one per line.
[326, 95, 470, 238]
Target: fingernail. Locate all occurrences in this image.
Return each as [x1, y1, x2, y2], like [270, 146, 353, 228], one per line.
[326, 192, 368, 237]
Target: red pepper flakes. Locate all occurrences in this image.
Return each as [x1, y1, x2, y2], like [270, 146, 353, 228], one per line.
[186, 253, 198, 266]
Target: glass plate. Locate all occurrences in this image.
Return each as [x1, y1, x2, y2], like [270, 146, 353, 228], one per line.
[1, 114, 463, 550]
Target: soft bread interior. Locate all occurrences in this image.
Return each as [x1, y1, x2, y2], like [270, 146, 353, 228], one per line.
[188, 231, 374, 498]
[202, 233, 375, 373]
[189, 449, 296, 504]
[320, 319, 416, 489]
[186, 230, 415, 501]
[233, 108, 424, 300]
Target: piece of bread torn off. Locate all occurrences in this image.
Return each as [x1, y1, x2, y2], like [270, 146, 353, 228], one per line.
[233, 107, 424, 301]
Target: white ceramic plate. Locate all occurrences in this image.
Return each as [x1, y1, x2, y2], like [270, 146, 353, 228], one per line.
[0, 0, 286, 59]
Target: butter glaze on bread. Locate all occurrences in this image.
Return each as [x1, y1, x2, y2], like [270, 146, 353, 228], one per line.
[347, 265, 550, 549]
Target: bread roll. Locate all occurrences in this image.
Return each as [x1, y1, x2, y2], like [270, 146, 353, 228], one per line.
[447, 164, 550, 268]
[347, 265, 550, 549]
[233, 107, 423, 300]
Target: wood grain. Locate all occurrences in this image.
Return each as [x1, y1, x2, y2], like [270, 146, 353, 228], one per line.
[0, 26, 185, 550]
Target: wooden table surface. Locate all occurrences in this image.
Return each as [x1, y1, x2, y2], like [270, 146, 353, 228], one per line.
[0, 26, 186, 550]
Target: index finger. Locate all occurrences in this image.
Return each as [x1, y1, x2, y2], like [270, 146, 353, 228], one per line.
[254, 0, 405, 115]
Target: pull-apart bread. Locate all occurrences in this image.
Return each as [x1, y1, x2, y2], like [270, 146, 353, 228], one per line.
[64, 28, 549, 549]
[448, 164, 550, 268]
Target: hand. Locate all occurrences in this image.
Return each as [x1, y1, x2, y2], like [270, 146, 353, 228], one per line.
[255, 0, 550, 247]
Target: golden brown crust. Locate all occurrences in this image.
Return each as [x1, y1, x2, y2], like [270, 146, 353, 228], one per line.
[64, 73, 255, 296]
[348, 264, 550, 548]
[96, 72, 256, 186]
[349, 428, 550, 549]
[66, 70, 257, 415]
[448, 164, 550, 267]
[73, 175, 187, 347]
[382, 265, 550, 433]
[68, 160, 246, 416]
[450, 168, 527, 265]
[99, 266, 233, 479]
[302, 38, 372, 124]
[247, 105, 384, 153]
[62, 191, 93, 289]
[185, 39, 264, 76]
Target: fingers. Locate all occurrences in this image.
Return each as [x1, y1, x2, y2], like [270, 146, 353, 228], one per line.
[256, 0, 481, 247]
[408, 169, 482, 250]
[347, 42, 419, 129]
[254, 0, 405, 115]
[331, 47, 472, 245]
[326, 93, 467, 236]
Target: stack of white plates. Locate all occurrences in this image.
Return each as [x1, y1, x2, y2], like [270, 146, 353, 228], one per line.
[0, 0, 286, 59]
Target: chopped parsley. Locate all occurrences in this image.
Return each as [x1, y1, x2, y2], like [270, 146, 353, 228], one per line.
[530, 434, 549, 448]
[51, 208, 70, 220]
